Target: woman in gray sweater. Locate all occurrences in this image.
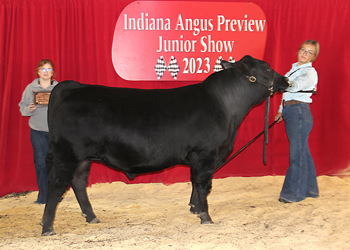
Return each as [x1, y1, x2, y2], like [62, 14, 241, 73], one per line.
[19, 59, 58, 204]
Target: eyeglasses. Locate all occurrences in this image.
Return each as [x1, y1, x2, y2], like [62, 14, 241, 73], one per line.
[39, 68, 53, 72]
[299, 48, 314, 56]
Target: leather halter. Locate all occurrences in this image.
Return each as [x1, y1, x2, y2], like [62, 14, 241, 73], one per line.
[246, 75, 274, 95]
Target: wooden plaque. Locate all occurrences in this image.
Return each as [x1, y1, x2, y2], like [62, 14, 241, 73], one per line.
[33, 90, 51, 107]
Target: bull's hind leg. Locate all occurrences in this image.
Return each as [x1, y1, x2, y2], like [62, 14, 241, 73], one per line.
[41, 164, 75, 236]
[189, 157, 215, 224]
[71, 160, 100, 224]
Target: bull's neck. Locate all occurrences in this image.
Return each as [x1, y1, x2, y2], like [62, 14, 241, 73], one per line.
[204, 76, 269, 122]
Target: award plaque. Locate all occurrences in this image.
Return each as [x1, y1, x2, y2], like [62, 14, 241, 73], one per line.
[33, 90, 51, 107]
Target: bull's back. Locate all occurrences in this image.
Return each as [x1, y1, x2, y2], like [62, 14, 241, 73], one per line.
[50, 80, 215, 127]
[48, 81, 227, 153]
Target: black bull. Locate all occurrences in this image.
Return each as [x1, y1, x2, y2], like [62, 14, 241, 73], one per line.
[41, 55, 289, 236]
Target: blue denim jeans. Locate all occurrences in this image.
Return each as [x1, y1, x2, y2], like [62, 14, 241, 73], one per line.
[280, 103, 319, 202]
[30, 128, 49, 204]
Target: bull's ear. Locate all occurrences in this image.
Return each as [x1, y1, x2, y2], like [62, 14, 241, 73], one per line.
[236, 55, 253, 75]
[240, 55, 253, 67]
[221, 60, 235, 70]
[234, 61, 251, 76]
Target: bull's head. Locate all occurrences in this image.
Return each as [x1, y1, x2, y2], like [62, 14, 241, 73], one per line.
[221, 55, 289, 95]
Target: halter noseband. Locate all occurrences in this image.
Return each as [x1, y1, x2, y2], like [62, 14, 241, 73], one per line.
[246, 75, 274, 95]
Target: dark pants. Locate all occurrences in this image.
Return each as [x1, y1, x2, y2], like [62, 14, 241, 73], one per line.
[280, 103, 319, 202]
[30, 128, 49, 204]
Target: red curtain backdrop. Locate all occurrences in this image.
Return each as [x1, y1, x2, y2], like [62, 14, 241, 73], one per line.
[1, 0, 349, 197]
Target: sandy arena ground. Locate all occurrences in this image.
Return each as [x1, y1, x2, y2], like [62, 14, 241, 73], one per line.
[0, 175, 349, 250]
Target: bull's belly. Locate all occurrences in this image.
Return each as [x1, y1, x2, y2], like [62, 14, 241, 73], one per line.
[75, 136, 227, 178]
[101, 157, 186, 179]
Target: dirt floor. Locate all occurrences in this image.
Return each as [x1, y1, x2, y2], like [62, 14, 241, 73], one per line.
[0, 175, 349, 250]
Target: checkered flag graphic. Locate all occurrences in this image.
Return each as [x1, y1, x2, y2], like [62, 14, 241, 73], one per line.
[168, 56, 180, 79]
[154, 56, 180, 79]
[213, 56, 235, 72]
[213, 56, 223, 72]
[228, 56, 235, 63]
[155, 56, 167, 79]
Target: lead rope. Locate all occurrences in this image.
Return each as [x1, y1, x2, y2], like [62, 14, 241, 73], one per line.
[263, 96, 270, 165]
[214, 118, 278, 173]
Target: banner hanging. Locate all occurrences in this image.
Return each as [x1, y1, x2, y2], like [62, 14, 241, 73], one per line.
[112, 1, 267, 81]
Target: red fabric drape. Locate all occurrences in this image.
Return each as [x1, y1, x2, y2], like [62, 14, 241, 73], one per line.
[1, 0, 350, 197]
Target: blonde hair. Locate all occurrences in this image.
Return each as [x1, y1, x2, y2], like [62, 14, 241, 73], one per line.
[36, 59, 55, 77]
[299, 40, 320, 62]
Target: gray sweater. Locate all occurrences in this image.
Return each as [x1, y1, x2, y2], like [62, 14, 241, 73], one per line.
[19, 78, 58, 132]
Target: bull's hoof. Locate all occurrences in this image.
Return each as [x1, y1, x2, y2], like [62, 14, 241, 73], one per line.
[201, 219, 214, 224]
[42, 230, 56, 236]
[198, 212, 213, 224]
[89, 218, 101, 224]
[82, 213, 100, 223]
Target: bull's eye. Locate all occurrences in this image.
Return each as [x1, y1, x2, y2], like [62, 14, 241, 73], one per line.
[266, 68, 271, 72]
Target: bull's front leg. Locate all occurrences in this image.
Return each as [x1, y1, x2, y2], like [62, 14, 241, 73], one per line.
[189, 161, 214, 224]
